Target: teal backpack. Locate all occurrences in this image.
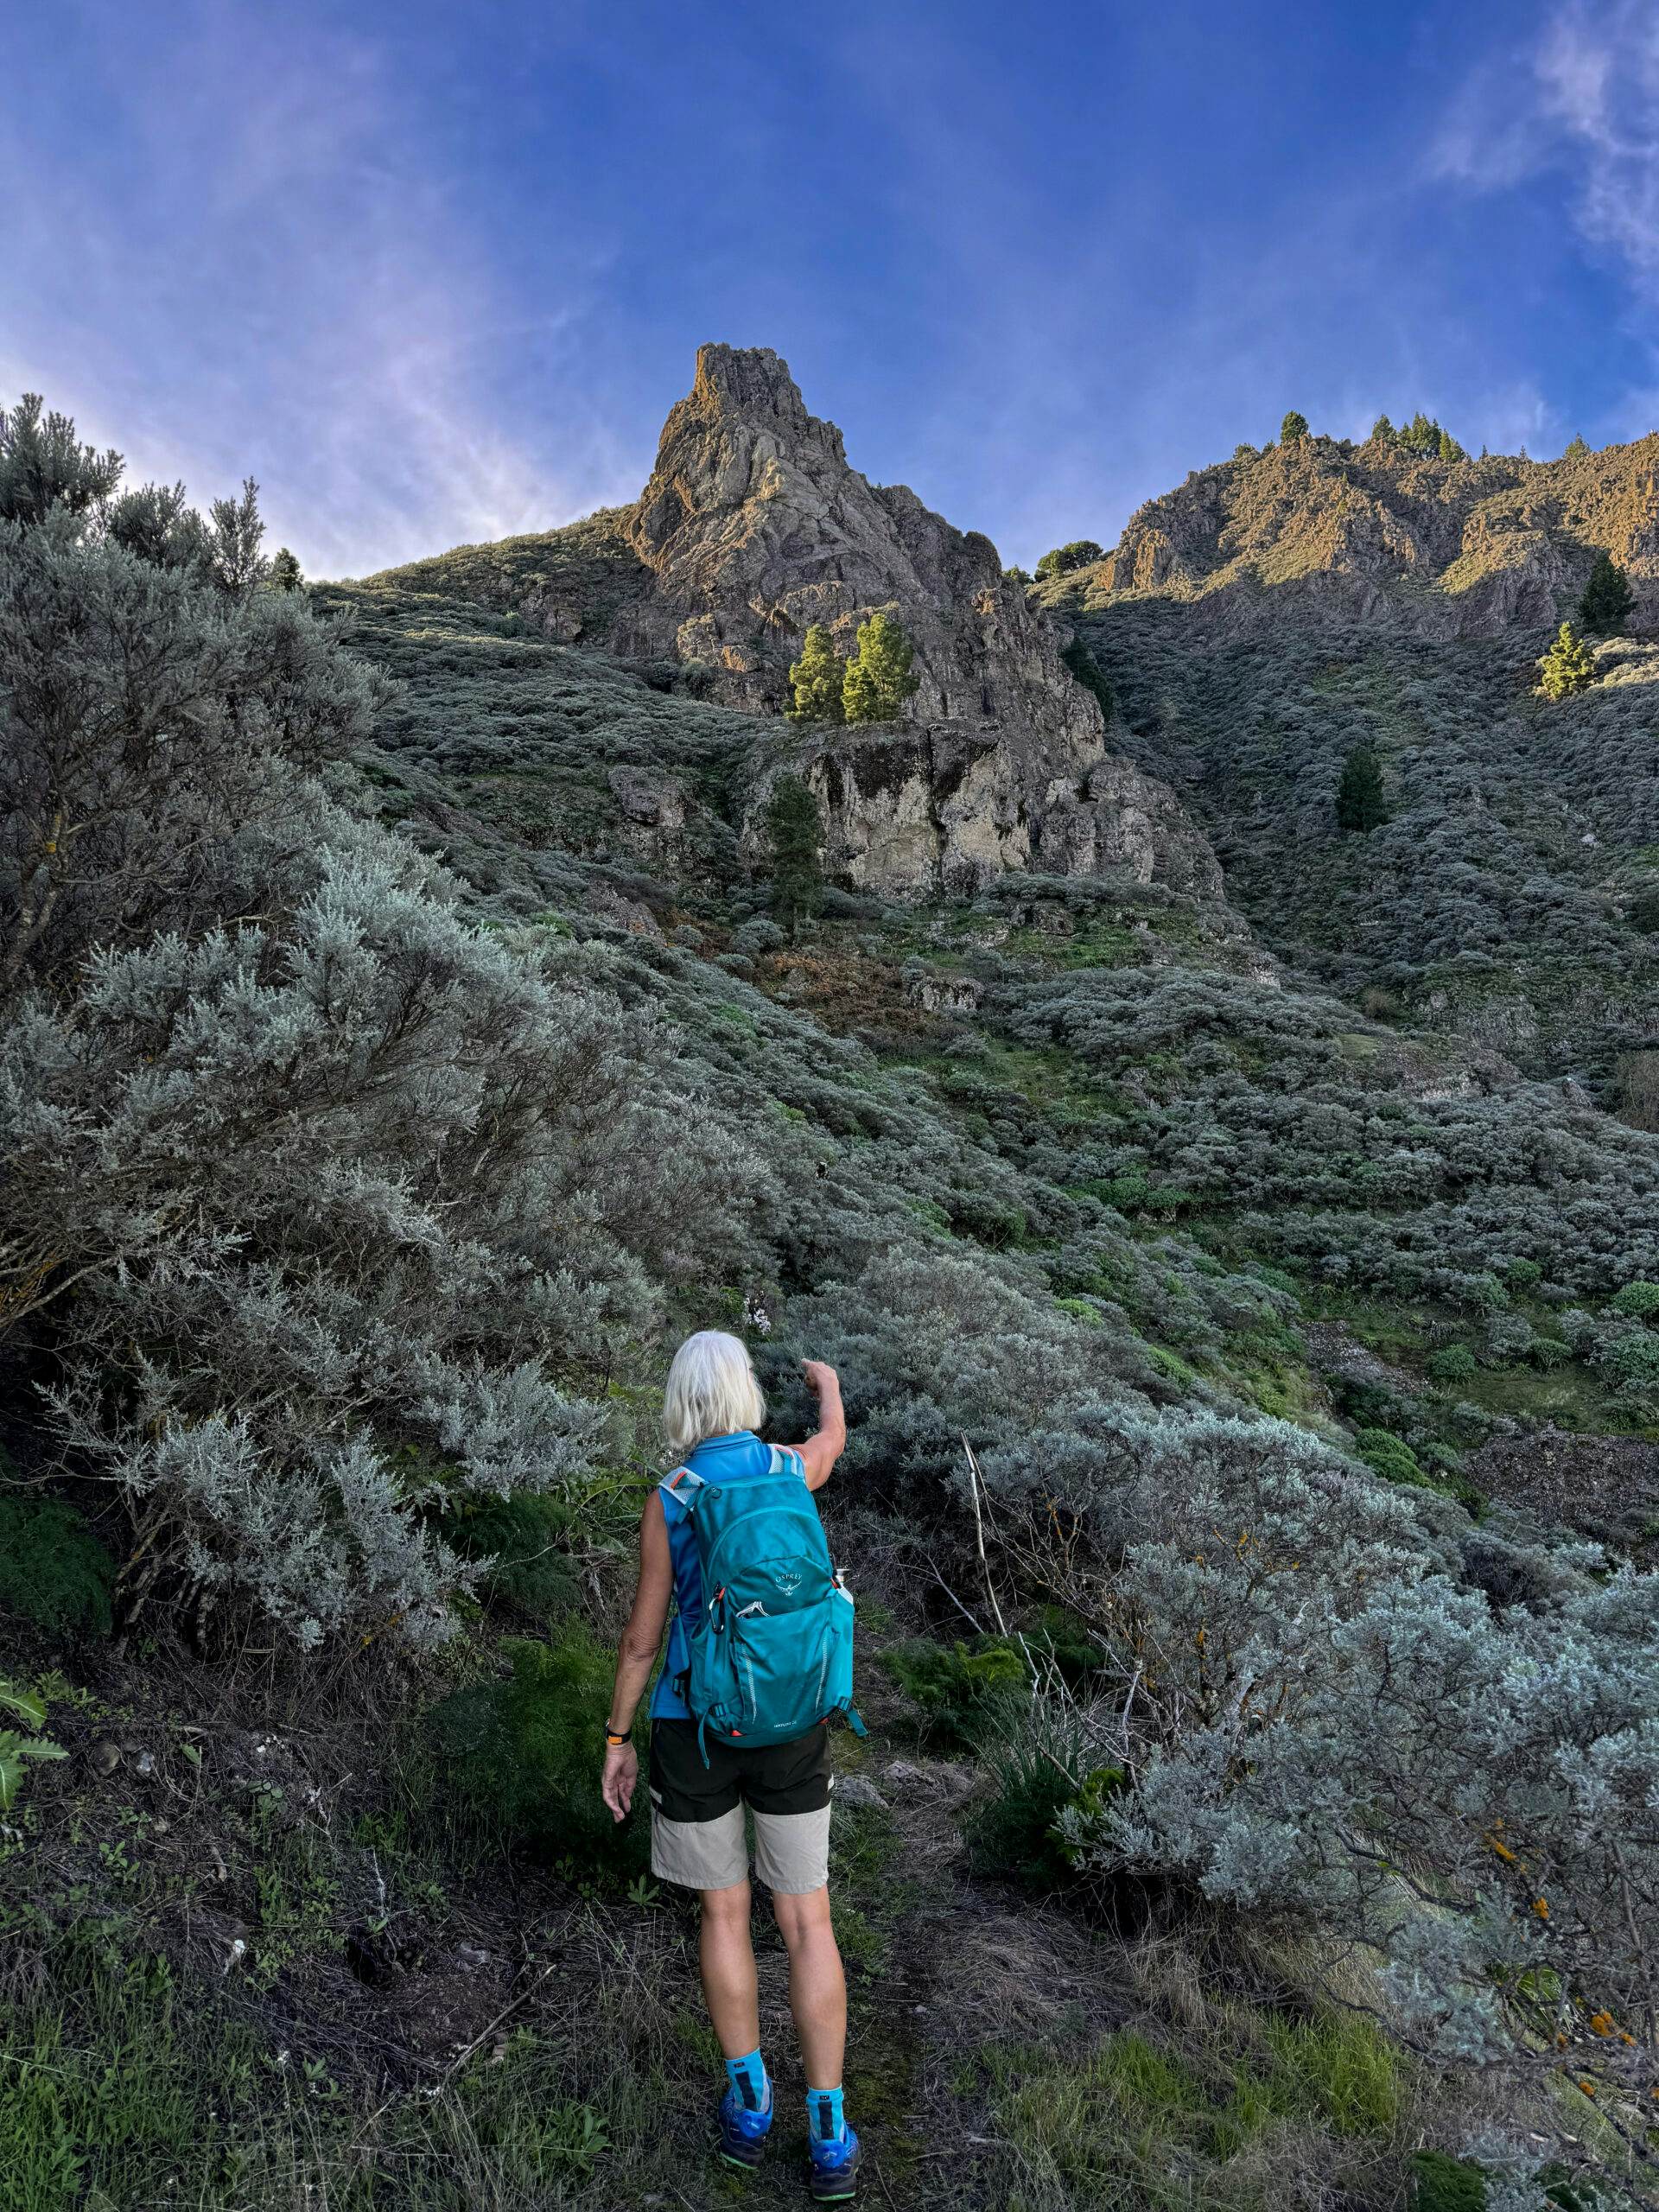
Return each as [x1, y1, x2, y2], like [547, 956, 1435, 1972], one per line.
[662, 1447, 866, 1764]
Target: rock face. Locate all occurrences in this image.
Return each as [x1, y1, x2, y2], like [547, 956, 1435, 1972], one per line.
[752, 727, 1223, 900]
[614, 344, 1217, 898]
[1063, 430, 1659, 642]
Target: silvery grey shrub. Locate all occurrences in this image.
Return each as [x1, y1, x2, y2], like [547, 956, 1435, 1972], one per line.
[995, 1404, 1659, 2088]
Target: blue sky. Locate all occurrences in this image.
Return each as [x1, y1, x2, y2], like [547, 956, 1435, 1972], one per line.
[4, 0, 1657, 575]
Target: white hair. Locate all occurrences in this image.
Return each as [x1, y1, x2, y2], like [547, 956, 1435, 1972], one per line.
[664, 1330, 766, 1457]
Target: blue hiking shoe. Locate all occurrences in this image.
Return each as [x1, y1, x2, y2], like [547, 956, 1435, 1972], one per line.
[717, 2080, 773, 2171]
[808, 2123, 861, 2202]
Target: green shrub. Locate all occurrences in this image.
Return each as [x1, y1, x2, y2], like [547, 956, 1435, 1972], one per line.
[1026, 1605, 1107, 1686]
[1411, 2149, 1487, 2211]
[963, 1735, 1089, 1891]
[1335, 744, 1388, 834]
[1610, 1279, 1659, 1319]
[0, 1497, 115, 1635]
[1597, 1326, 1659, 1389]
[1353, 1427, 1429, 1486]
[1034, 539, 1103, 579]
[1060, 636, 1113, 718]
[1427, 1344, 1478, 1384]
[435, 1492, 581, 1620]
[880, 1637, 1025, 1748]
[428, 1624, 646, 1877]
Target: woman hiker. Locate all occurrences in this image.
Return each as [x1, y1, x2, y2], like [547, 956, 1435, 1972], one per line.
[600, 1331, 863, 2202]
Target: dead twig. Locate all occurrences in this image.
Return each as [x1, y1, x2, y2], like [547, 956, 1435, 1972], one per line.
[962, 1433, 1008, 1638]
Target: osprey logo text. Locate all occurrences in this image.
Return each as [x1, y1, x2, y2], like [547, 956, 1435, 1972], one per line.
[772, 1565, 804, 1597]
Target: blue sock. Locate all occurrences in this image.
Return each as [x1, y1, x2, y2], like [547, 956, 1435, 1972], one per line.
[806, 2084, 846, 2142]
[725, 2049, 769, 2114]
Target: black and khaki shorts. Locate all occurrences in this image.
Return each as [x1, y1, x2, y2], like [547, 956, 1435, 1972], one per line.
[648, 1719, 832, 1895]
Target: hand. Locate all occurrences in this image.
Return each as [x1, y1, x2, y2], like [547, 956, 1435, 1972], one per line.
[802, 1358, 840, 1401]
[601, 1740, 639, 1822]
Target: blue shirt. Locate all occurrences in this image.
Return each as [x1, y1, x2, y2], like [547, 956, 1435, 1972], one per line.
[649, 1431, 806, 1721]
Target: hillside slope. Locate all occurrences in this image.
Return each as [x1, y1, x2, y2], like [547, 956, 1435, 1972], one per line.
[1037, 425, 1659, 1098]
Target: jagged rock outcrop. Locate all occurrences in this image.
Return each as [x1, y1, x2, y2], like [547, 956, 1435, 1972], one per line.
[618, 345, 1103, 736]
[1060, 429, 1659, 642]
[610, 342, 1219, 899]
[743, 726, 1222, 900]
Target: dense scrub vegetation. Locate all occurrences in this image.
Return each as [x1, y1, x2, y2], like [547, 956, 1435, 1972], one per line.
[1058, 594, 1659, 1099]
[5, 396, 1659, 2208]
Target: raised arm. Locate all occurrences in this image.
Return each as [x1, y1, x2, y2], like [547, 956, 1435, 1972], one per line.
[794, 1358, 847, 1492]
[601, 1491, 673, 1820]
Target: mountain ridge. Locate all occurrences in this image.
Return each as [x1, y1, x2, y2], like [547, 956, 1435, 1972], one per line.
[1057, 423, 1659, 640]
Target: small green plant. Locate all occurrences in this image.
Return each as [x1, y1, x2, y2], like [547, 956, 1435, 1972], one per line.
[1427, 1344, 1479, 1384]
[1609, 1279, 1659, 1319]
[1412, 2148, 1487, 2210]
[963, 1735, 1083, 1891]
[0, 1496, 115, 1635]
[880, 1637, 1025, 1748]
[1352, 1427, 1429, 1487]
[436, 1491, 580, 1619]
[428, 1623, 648, 1877]
[0, 1677, 68, 1812]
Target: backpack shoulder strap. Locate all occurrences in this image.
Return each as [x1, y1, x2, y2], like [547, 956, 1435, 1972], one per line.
[659, 1464, 706, 1517]
[766, 1445, 806, 1484]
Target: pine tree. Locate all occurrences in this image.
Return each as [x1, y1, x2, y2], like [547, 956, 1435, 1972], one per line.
[1536, 620, 1597, 701]
[269, 546, 304, 594]
[786, 622, 845, 722]
[842, 612, 920, 724]
[1579, 551, 1634, 635]
[1369, 415, 1395, 443]
[1280, 411, 1310, 446]
[1335, 744, 1389, 833]
[1564, 434, 1591, 460]
[1437, 429, 1466, 462]
[765, 773, 823, 938]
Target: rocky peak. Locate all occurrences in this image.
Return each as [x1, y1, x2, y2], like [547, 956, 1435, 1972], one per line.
[617, 343, 1096, 741]
[680, 341, 829, 442]
[608, 344, 1240, 899]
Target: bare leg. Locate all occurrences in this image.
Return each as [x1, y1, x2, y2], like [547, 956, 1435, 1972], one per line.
[700, 1878, 760, 2057]
[772, 1885, 846, 2089]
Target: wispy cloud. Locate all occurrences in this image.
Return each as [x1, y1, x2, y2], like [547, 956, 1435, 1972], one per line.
[1433, 2, 1659, 287]
[0, 3, 639, 575]
[1534, 1, 1659, 278]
